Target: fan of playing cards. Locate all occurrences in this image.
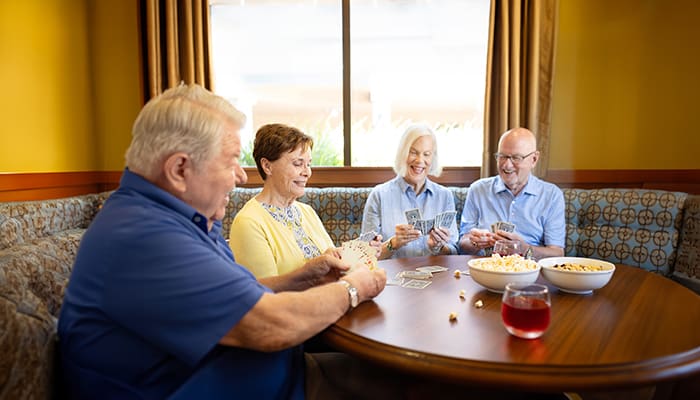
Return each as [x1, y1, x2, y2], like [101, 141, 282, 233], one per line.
[340, 240, 378, 272]
[405, 208, 456, 235]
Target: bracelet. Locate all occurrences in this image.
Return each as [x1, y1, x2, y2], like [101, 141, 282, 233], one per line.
[429, 243, 444, 255]
[386, 237, 396, 252]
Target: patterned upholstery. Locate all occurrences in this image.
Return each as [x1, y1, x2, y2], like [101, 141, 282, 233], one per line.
[0, 186, 696, 400]
[223, 187, 470, 245]
[563, 189, 687, 275]
[674, 195, 700, 291]
[0, 193, 109, 400]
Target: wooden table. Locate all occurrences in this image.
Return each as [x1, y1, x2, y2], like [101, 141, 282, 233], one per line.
[323, 255, 700, 392]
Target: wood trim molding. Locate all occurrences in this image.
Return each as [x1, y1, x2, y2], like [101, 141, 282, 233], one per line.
[1, 168, 698, 202]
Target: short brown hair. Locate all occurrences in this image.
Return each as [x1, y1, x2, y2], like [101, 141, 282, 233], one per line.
[253, 124, 314, 180]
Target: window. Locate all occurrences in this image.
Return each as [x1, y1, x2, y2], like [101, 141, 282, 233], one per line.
[211, 0, 489, 168]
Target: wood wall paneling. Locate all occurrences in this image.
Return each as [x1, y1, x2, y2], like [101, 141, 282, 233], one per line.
[1, 169, 698, 202]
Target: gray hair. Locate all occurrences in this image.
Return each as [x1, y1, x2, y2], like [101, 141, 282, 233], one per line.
[393, 123, 442, 177]
[125, 84, 246, 178]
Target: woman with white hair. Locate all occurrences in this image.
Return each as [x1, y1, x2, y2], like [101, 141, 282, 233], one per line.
[361, 124, 459, 259]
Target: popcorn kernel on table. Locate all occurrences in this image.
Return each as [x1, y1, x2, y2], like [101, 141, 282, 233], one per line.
[474, 299, 484, 308]
[448, 311, 458, 321]
[454, 269, 461, 278]
[459, 289, 466, 299]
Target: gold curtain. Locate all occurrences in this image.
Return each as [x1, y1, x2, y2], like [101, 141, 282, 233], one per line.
[141, 0, 213, 101]
[482, 0, 559, 178]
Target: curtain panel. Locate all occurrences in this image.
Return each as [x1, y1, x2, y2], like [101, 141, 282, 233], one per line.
[140, 0, 213, 101]
[482, 0, 559, 178]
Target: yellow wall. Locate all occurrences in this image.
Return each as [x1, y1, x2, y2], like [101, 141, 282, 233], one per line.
[1, 1, 698, 173]
[550, 0, 700, 169]
[0, 1, 94, 172]
[87, 0, 142, 170]
[0, 0, 140, 173]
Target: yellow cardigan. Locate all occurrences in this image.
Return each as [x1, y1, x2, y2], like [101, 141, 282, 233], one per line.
[228, 198, 335, 278]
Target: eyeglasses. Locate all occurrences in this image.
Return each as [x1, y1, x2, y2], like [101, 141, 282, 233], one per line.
[493, 151, 536, 164]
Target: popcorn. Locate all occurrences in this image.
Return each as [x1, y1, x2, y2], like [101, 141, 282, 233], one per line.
[459, 289, 466, 299]
[474, 299, 484, 308]
[448, 311, 458, 321]
[453, 269, 462, 278]
[470, 254, 538, 272]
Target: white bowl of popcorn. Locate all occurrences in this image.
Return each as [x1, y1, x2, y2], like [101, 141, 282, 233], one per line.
[467, 254, 540, 293]
[538, 257, 616, 295]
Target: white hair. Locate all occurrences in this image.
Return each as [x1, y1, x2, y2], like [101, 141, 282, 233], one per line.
[125, 84, 246, 178]
[393, 123, 442, 177]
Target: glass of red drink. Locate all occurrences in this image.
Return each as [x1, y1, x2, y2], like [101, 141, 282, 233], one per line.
[501, 282, 551, 339]
[494, 240, 520, 256]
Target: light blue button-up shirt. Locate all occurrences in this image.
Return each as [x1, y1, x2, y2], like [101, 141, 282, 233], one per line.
[362, 176, 459, 258]
[459, 175, 565, 255]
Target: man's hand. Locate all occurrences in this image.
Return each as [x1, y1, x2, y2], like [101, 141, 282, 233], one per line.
[341, 265, 387, 303]
[300, 254, 349, 287]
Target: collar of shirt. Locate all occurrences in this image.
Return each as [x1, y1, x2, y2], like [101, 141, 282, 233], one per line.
[493, 174, 544, 198]
[120, 168, 211, 235]
[396, 175, 436, 197]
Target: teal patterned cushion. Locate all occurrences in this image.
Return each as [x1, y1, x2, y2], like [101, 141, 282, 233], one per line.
[563, 188, 687, 275]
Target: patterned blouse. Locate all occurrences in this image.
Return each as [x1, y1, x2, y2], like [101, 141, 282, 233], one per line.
[260, 202, 322, 260]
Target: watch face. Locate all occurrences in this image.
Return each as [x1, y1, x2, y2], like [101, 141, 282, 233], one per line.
[349, 287, 359, 308]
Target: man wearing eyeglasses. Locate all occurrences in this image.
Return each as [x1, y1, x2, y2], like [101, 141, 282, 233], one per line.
[458, 127, 565, 259]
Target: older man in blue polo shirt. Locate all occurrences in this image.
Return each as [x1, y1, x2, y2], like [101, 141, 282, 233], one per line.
[458, 127, 565, 259]
[57, 84, 389, 399]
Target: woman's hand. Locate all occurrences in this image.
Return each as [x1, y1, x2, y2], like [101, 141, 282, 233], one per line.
[393, 223, 421, 249]
[323, 247, 342, 259]
[427, 227, 450, 250]
[368, 234, 383, 258]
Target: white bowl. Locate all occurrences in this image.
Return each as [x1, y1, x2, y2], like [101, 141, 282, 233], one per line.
[467, 257, 541, 293]
[538, 257, 616, 295]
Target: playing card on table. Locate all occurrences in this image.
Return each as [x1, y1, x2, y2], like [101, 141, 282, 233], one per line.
[405, 208, 421, 226]
[399, 270, 432, 280]
[402, 279, 432, 289]
[339, 240, 378, 272]
[416, 265, 449, 273]
[358, 230, 377, 242]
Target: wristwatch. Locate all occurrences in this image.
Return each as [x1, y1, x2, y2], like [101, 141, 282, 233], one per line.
[338, 280, 359, 310]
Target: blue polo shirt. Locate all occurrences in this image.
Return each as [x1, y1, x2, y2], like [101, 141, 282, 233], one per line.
[57, 169, 305, 399]
[459, 175, 565, 254]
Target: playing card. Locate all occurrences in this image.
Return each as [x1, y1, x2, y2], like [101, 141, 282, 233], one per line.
[438, 211, 456, 229]
[416, 265, 449, 273]
[340, 240, 378, 272]
[423, 218, 434, 234]
[386, 277, 404, 286]
[405, 208, 421, 226]
[358, 230, 377, 242]
[497, 221, 516, 233]
[399, 270, 432, 280]
[402, 279, 432, 289]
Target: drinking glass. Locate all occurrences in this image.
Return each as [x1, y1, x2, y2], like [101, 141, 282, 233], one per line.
[501, 282, 551, 339]
[494, 239, 520, 256]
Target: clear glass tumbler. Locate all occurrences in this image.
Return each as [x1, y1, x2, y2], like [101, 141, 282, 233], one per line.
[501, 282, 551, 339]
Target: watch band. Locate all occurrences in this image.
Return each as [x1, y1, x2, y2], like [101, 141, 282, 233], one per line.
[338, 280, 359, 311]
[386, 237, 396, 252]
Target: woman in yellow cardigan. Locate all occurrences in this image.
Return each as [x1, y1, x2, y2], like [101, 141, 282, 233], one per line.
[229, 124, 380, 278]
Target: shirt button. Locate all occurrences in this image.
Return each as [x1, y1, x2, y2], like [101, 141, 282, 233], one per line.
[194, 216, 201, 222]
